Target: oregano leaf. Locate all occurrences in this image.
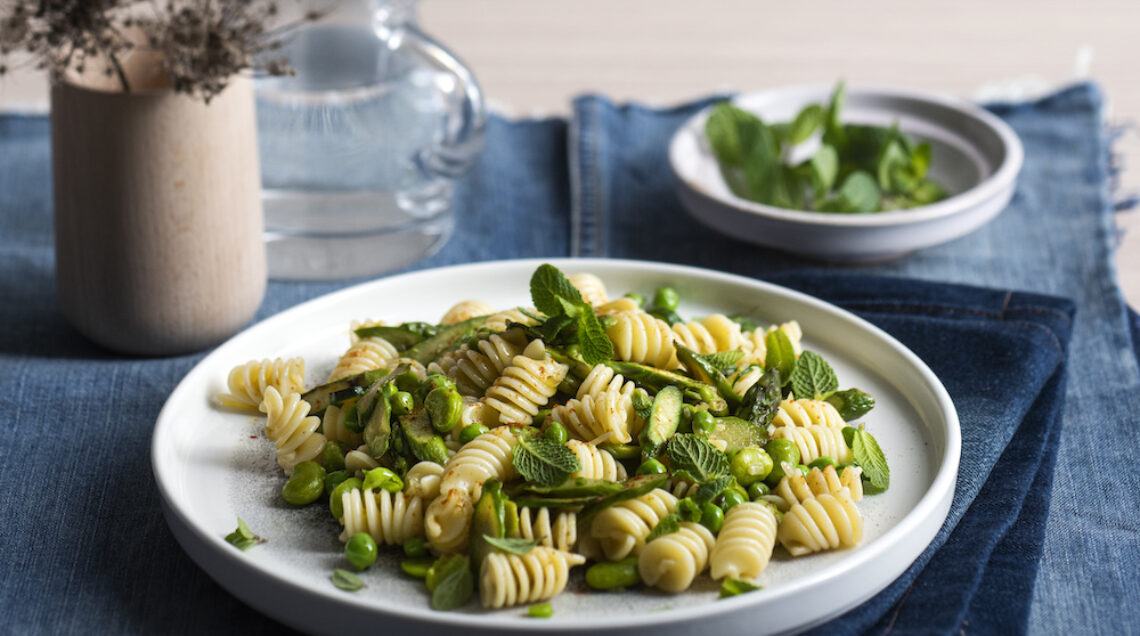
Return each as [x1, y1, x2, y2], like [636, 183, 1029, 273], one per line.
[512, 436, 581, 487]
[666, 434, 729, 482]
[331, 568, 365, 591]
[645, 513, 681, 543]
[852, 428, 889, 490]
[789, 351, 838, 400]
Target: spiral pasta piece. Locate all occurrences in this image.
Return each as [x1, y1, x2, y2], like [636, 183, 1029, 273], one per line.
[348, 318, 386, 345]
[638, 522, 716, 593]
[440, 299, 495, 325]
[483, 308, 538, 334]
[424, 488, 475, 553]
[320, 404, 361, 446]
[605, 310, 677, 369]
[665, 476, 699, 500]
[568, 272, 609, 306]
[709, 502, 778, 581]
[344, 445, 380, 474]
[431, 334, 523, 398]
[771, 398, 846, 429]
[327, 337, 399, 382]
[730, 365, 765, 398]
[551, 391, 636, 445]
[513, 507, 577, 552]
[575, 364, 635, 401]
[260, 386, 327, 474]
[479, 547, 586, 609]
[771, 425, 854, 465]
[767, 464, 864, 511]
[566, 439, 628, 481]
[589, 488, 678, 561]
[671, 313, 745, 355]
[217, 357, 306, 411]
[595, 297, 640, 315]
[740, 321, 804, 365]
[778, 489, 863, 556]
[404, 461, 446, 500]
[439, 426, 518, 500]
[483, 340, 568, 425]
[339, 488, 424, 545]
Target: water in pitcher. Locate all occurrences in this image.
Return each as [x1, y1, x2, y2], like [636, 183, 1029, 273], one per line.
[256, 24, 460, 280]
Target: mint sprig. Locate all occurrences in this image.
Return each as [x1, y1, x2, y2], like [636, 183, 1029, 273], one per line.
[645, 513, 681, 543]
[528, 264, 614, 365]
[851, 426, 889, 491]
[224, 518, 264, 551]
[512, 435, 582, 487]
[666, 434, 729, 482]
[789, 350, 839, 400]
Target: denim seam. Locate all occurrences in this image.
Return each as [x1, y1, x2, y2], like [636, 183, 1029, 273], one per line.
[840, 302, 1073, 324]
[568, 100, 583, 257]
[589, 99, 605, 257]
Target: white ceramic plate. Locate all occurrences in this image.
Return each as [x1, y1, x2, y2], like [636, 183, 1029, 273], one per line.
[669, 85, 1023, 262]
[152, 258, 960, 635]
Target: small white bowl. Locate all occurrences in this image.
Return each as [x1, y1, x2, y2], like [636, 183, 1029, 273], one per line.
[669, 85, 1024, 262]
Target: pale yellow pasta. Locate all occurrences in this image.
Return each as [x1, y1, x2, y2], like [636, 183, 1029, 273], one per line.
[217, 357, 305, 411]
[741, 320, 804, 365]
[404, 461, 446, 500]
[731, 365, 765, 398]
[709, 502, 778, 581]
[479, 547, 586, 609]
[771, 425, 854, 464]
[344, 444, 380, 474]
[429, 334, 523, 397]
[671, 313, 745, 354]
[568, 272, 609, 306]
[767, 464, 864, 512]
[638, 522, 716, 593]
[483, 340, 568, 425]
[327, 337, 398, 382]
[551, 390, 636, 445]
[778, 488, 863, 556]
[513, 507, 577, 552]
[595, 297, 640, 315]
[339, 488, 424, 545]
[320, 403, 361, 446]
[482, 308, 538, 334]
[260, 386, 326, 474]
[440, 299, 495, 325]
[575, 364, 635, 401]
[665, 476, 699, 500]
[565, 439, 628, 481]
[589, 488, 677, 561]
[771, 398, 847, 429]
[605, 310, 677, 369]
[349, 318, 385, 345]
[439, 426, 518, 501]
[424, 488, 474, 553]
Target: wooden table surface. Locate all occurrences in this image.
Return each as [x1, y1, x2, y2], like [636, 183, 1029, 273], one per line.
[4, 0, 1137, 303]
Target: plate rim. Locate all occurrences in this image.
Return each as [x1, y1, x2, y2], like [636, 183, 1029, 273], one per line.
[151, 257, 961, 633]
[668, 83, 1024, 228]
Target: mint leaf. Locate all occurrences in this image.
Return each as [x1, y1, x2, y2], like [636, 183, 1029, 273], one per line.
[764, 329, 796, 383]
[911, 142, 932, 179]
[852, 428, 889, 490]
[789, 103, 824, 145]
[431, 564, 474, 610]
[224, 518, 264, 551]
[789, 351, 838, 400]
[331, 568, 365, 591]
[530, 263, 584, 317]
[720, 578, 762, 598]
[692, 474, 734, 505]
[577, 311, 614, 366]
[513, 436, 582, 487]
[645, 513, 681, 542]
[705, 102, 765, 166]
[808, 144, 839, 200]
[666, 434, 729, 482]
[835, 171, 881, 213]
[482, 535, 537, 555]
[823, 80, 847, 149]
[631, 388, 653, 421]
[825, 388, 875, 421]
[693, 350, 744, 374]
[362, 467, 403, 493]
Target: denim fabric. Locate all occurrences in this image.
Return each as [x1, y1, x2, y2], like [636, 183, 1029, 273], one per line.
[0, 82, 1132, 635]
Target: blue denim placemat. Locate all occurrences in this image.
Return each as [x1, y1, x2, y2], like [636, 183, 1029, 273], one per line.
[0, 82, 1134, 634]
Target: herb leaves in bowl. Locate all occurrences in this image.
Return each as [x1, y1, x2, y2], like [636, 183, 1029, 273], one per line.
[706, 82, 948, 213]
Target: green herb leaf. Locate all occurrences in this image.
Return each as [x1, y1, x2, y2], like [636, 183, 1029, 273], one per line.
[852, 427, 889, 490]
[224, 518, 264, 551]
[482, 535, 537, 555]
[720, 578, 762, 598]
[910, 180, 948, 205]
[577, 311, 615, 366]
[631, 388, 654, 421]
[693, 350, 745, 374]
[823, 80, 847, 148]
[706, 102, 764, 166]
[666, 434, 730, 482]
[431, 563, 474, 610]
[331, 568, 365, 591]
[729, 314, 761, 333]
[911, 142, 932, 179]
[530, 263, 585, 317]
[362, 467, 404, 493]
[825, 388, 876, 421]
[645, 513, 681, 542]
[512, 436, 582, 487]
[692, 474, 734, 505]
[764, 329, 797, 383]
[835, 171, 881, 213]
[808, 144, 839, 200]
[877, 139, 910, 192]
[789, 351, 839, 400]
[789, 103, 824, 145]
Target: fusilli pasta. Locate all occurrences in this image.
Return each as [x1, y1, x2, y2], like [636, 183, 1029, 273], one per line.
[260, 386, 326, 474]
[339, 487, 424, 545]
[483, 340, 568, 425]
[479, 547, 586, 609]
[637, 522, 716, 593]
[217, 357, 305, 411]
[709, 502, 779, 581]
[588, 488, 677, 561]
[778, 489, 863, 556]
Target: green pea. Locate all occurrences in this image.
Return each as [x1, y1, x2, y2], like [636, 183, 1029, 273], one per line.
[425, 387, 463, 432]
[747, 481, 771, 500]
[730, 446, 773, 486]
[282, 461, 326, 506]
[391, 391, 415, 416]
[636, 458, 667, 475]
[401, 555, 434, 579]
[623, 292, 645, 307]
[808, 457, 837, 471]
[692, 410, 716, 435]
[403, 536, 428, 558]
[344, 532, 378, 571]
[459, 423, 489, 445]
[585, 556, 641, 590]
[700, 502, 724, 533]
[324, 469, 353, 496]
[362, 467, 403, 493]
[653, 287, 680, 312]
[677, 497, 703, 523]
[720, 488, 747, 511]
[418, 372, 455, 401]
[764, 439, 801, 485]
[528, 602, 554, 618]
[329, 476, 363, 519]
[319, 440, 346, 472]
[543, 421, 569, 444]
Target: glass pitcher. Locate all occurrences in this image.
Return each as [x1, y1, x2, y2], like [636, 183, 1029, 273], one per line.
[255, 0, 485, 280]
